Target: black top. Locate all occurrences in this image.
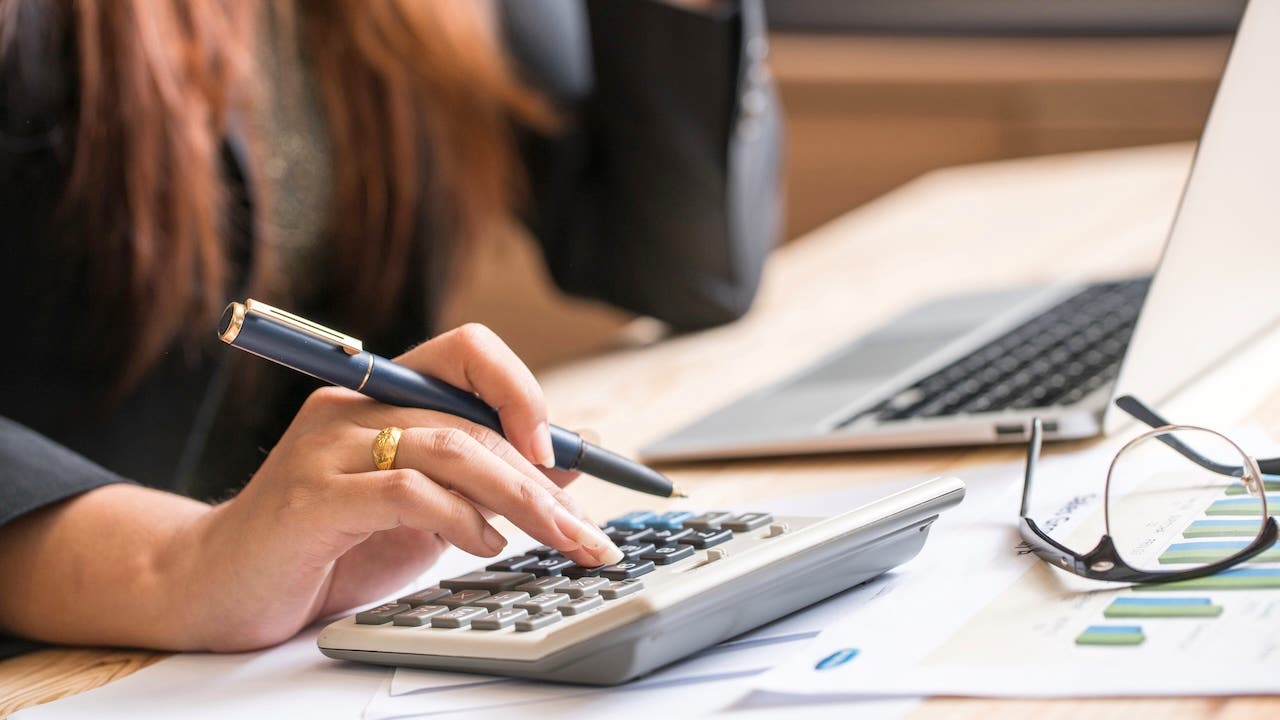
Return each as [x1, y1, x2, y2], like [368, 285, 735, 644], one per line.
[0, 0, 780, 658]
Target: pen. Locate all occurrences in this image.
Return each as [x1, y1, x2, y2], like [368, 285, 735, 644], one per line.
[217, 299, 686, 498]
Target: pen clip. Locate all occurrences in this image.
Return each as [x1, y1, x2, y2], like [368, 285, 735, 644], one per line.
[243, 299, 364, 355]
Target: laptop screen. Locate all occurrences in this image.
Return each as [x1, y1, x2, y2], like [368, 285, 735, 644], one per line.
[1107, 0, 1280, 431]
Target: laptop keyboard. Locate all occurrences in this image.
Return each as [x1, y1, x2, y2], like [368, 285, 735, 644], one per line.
[838, 277, 1151, 427]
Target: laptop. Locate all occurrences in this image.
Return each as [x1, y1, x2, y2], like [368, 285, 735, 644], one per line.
[641, 0, 1280, 463]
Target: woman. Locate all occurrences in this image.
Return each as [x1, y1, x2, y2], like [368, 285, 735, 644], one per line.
[0, 0, 780, 656]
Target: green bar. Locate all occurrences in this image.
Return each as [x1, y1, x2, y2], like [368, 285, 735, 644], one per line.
[1134, 568, 1280, 591]
[1103, 602, 1222, 618]
[1075, 627, 1145, 646]
[1183, 520, 1263, 538]
[1157, 547, 1280, 564]
[1224, 480, 1280, 495]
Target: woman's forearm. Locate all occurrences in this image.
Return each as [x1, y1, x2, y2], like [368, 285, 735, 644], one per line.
[0, 484, 211, 650]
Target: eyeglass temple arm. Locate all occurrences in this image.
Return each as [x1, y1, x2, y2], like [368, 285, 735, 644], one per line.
[1114, 395, 1280, 476]
[1020, 418, 1043, 516]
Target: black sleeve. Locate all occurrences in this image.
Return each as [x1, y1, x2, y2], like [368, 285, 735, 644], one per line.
[0, 416, 135, 527]
[514, 0, 784, 331]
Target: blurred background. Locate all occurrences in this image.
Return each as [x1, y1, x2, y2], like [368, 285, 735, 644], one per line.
[443, 1, 1243, 370]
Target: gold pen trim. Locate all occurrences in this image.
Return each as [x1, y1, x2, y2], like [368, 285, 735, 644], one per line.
[355, 354, 375, 392]
[218, 302, 247, 345]
[243, 298, 364, 355]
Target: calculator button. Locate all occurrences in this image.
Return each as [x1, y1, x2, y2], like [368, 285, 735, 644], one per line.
[515, 593, 569, 613]
[600, 580, 645, 600]
[393, 605, 448, 626]
[620, 528, 657, 544]
[615, 543, 656, 558]
[396, 586, 451, 606]
[485, 555, 540, 572]
[472, 607, 529, 630]
[648, 510, 696, 530]
[527, 557, 576, 577]
[649, 528, 694, 545]
[558, 595, 605, 615]
[439, 589, 490, 607]
[440, 571, 535, 591]
[606, 511, 657, 530]
[526, 545, 561, 558]
[355, 602, 410, 625]
[431, 607, 488, 628]
[679, 528, 732, 548]
[515, 576, 570, 595]
[472, 591, 530, 610]
[554, 577, 609, 598]
[562, 564, 604, 579]
[515, 612, 563, 631]
[683, 511, 734, 531]
[723, 512, 773, 532]
[602, 526, 629, 542]
[599, 560, 655, 580]
[641, 544, 694, 564]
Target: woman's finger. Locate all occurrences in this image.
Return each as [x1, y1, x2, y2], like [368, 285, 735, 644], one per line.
[320, 468, 507, 558]
[346, 405, 590, 523]
[391, 426, 622, 566]
[393, 324, 555, 471]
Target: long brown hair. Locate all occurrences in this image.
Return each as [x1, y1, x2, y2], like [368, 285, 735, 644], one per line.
[19, 0, 548, 391]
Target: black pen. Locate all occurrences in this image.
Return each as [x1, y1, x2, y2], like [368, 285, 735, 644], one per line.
[217, 299, 686, 498]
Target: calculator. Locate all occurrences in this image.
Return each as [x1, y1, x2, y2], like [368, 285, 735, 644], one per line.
[318, 476, 965, 685]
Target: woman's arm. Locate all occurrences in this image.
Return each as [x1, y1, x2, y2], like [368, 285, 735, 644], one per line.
[513, 0, 783, 330]
[0, 324, 623, 653]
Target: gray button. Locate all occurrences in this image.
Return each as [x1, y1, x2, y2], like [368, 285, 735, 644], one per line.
[558, 594, 604, 616]
[615, 543, 656, 558]
[641, 544, 694, 564]
[516, 576, 570, 595]
[440, 571, 534, 591]
[516, 593, 569, 613]
[684, 512, 734, 531]
[440, 589, 490, 607]
[723, 512, 773, 532]
[472, 591, 530, 610]
[679, 528, 732, 548]
[554, 577, 609, 598]
[741, 89, 767, 119]
[600, 580, 644, 600]
[355, 602, 410, 625]
[600, 560, 655, 581]
[515, 612, 563, 631]
[396, 586, 451, 606]
[472, 607, 529, 630]
[746, 36, 768, 61]
[393, 604, 448, 626]
[431, 606, 488, 628]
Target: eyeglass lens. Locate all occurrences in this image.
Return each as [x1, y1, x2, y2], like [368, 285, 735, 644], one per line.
[1106, 427, 1271, 574]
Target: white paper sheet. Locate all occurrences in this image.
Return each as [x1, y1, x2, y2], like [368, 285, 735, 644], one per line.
[754, 428, 1280, 699]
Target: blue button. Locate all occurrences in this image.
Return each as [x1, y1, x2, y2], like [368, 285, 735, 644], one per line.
[606, 511, 658, 531]
[647, 510, 697, 530]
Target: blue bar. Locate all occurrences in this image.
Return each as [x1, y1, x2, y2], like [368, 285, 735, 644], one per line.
[1083, 625, 1143, 634]
[1110, 597, 1211, 606]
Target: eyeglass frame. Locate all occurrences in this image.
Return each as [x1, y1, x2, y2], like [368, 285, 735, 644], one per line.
[1019, 395, 1279, 584]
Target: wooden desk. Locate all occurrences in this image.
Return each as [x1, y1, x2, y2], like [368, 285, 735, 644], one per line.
[3, 143, 1276, 718]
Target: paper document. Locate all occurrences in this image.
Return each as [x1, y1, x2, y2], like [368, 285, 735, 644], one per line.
[754, 428, 1280, 699]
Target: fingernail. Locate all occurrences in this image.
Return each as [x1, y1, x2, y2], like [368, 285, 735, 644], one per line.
[553, 505, 623, 564]
[535, 422, 556, 469]
[482, 525, 507, 554]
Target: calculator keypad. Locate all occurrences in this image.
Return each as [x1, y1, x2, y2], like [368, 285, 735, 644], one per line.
[360, 509, 776, 635]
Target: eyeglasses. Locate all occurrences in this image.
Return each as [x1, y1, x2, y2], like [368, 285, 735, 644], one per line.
[1019, 395, 1279, 584]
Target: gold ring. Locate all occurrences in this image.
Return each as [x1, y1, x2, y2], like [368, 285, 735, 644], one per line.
[372, 427, 404, 471]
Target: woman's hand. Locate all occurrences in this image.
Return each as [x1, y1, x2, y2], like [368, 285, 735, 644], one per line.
[0, 323, 622, 653]
[181, 323, 623, 650]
